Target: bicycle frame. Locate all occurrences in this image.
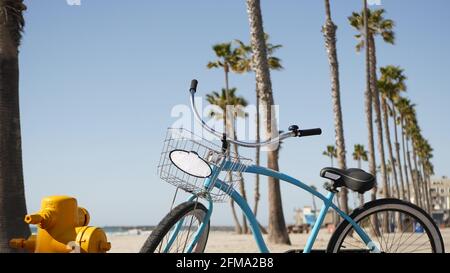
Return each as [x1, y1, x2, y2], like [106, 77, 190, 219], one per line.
[171, 159, 376, 253]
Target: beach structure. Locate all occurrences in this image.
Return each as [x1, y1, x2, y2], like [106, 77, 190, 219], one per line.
[288, 207, 334, 233]
[430, 177, 450, 226]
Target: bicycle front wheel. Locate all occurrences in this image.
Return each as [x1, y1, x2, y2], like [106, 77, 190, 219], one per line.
[140, 201, 210, 253]
[327, 199, 445, 253]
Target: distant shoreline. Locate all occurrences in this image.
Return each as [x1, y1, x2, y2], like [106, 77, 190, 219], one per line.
[30, 225, 237, 235]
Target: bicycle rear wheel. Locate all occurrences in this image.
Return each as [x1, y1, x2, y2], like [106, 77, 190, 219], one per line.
[140, 201, 209, 253]
[327, 199, 444, 253]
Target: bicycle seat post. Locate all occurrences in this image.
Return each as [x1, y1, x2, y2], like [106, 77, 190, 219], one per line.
[221, 133, 228, 154]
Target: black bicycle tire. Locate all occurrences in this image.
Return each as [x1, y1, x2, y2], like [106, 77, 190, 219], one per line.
[327, 198, 445, 253]
[140, 201, 210, 253]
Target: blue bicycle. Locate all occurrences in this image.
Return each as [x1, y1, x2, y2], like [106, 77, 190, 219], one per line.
[141, 80, 444, 253]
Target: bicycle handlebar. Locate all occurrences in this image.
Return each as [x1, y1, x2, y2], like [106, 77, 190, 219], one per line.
[190, 79, 198, 92]
[298, 128, 322, 137]
[188, 79, 321, 148]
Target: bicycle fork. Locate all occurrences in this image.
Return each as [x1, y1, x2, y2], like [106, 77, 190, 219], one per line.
[162, 195, 213, 253]
[162, 166, 220, 253]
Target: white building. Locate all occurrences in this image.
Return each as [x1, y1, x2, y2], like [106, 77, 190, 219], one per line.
[430, 177, 450, 226]
[430, 177, 450, 212]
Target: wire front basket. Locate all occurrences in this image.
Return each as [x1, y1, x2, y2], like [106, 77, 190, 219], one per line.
[158, 128, 252, 202]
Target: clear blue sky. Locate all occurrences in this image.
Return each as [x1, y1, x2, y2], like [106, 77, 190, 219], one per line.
[20, 0, 450, 226]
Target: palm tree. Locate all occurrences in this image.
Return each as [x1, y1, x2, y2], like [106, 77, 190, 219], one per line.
[396, 97, 413, 202]
[207, 42, 250, 234]
[207, 43, 245, 98]
[206, 88, 249, 234]
[349, 7, 395, 203]
[246, 0, 290, 245]
[422, 141, 433, 212]
[323, 145, 337, 167]
[386, 161, 394, 196]
[234, 35, 283, 218]
[322, 144, 340, 223]
[235, 33, 283, 74]
[377, 161, 392, 194]
[389, 91, 408, 202]
[378, 65, 407, 200]
[410, 127, 432, 212]
[396, 94, 433, 209]
[0, 0, 30, 252]
[411, 128, 425, 208]
[356, 0, 377, 204]
[322, 145, 337, 207]
[423, 162, 434, 212]
[353, 144, 368, 205]
[420, 151, 434, 213]
[403, 106, 421, 206]
[379, 66, 408, 202]
[322, 0, 348, 214]
[353, 144, 368, 169]
[416, 137, 433, 213]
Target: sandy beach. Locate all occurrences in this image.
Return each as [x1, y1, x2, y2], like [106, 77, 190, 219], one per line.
[108, 228, 450, 253]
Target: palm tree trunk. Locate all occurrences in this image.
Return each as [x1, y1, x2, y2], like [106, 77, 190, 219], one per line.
[223, 63, 247, 234]
[423, 165, 432, 213]
[267, 149, 290, 243]
[0, 58, 30, 252]
[412, 147, 424, 208]
[230, 199, 242, 234]
[387, 167, 392, 195]
[413, 151, 426, 210]
[406, 137, 419, 205]
[253, 89, 266, 234]
[253, 87, 261, 216]
[421, 162, 430, 213]
[363, 1, 377, 203]
[358, 159, 364, 206]
[391, 105, 405, 200]
[224, 64, 230, 97]
[382, 98, 400, 199]
[420, 161, 431, 214]
[223, 117, 242, 234]
[426, 165, 432, 211]
[0, 1, 31, 251]
[368, 35, 389, 199]
[253, 94, 268, 236]
[329, 154, 341, 222]
[323, 0, 348, 214]
[233, 140, 249, 234]
[417, 160, 426, 211]
[329, 153, 341, 222]
[246, 0, 290, 245]
[368, 34, 390, 232]
[400, 118, 411, 201]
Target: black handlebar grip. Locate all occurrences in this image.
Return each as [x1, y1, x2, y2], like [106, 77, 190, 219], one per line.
[299, 128, 322, 137]
[190, 79, 198, 93]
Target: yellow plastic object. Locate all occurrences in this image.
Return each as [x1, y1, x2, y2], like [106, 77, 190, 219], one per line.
[9, 196, 110, 253]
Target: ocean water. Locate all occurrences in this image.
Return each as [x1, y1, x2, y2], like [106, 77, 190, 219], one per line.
[29, 226, 153, 236]
[30, 226, 234, 236]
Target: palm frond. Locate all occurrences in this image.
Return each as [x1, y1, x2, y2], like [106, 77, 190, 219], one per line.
[348, 8, 396, 50]
[207, 61, 221, 69]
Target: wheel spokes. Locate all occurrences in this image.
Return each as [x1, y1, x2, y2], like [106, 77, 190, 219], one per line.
[156, 213, 202, 253]
[339, 210, 434, 253]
